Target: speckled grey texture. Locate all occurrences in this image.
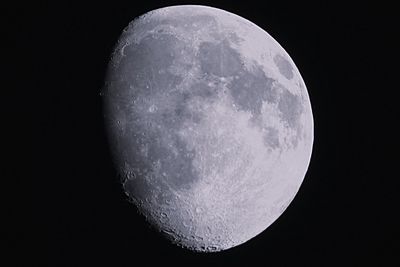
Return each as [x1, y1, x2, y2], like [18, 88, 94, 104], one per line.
[103, 5, 313, 252]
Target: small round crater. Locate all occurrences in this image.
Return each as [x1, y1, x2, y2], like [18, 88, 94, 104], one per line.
[208, 245, 218, 251]
[126, 171, 137, 180]
[148, 104, 157, 113]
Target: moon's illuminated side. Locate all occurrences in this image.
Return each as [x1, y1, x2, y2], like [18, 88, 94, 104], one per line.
[103, 5, 313, 252]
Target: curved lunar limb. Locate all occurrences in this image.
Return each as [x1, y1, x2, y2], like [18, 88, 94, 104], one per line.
[103, 5, 313, 252]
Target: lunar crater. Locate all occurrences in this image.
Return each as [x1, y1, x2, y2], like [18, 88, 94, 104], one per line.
[103, 5, 313, 253]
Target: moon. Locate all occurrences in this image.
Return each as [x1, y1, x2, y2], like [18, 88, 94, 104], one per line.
[102, 5, 313, 252]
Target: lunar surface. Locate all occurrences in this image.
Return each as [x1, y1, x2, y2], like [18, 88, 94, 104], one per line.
[103, 5, 313, 252]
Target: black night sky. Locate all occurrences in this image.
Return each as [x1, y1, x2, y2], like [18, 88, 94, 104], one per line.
[8, 1, 399, 266]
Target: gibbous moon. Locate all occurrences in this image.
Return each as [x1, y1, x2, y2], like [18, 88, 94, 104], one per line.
[103, 5, 313, 252]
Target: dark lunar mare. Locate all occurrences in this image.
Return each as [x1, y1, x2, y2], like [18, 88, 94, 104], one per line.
[102, 7, 310, 251]
[197, 37, 303, 146]
[104, 32, 206, 214]
[273, 54, 294, 80]
[197, 39, 278, 116]
[105, 29, 304, 210]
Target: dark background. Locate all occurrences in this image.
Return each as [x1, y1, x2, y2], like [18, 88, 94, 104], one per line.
[7, 1, 399, 266]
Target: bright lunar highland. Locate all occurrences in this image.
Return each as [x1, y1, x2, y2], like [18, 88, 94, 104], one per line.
[103, 5, 314, 252]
